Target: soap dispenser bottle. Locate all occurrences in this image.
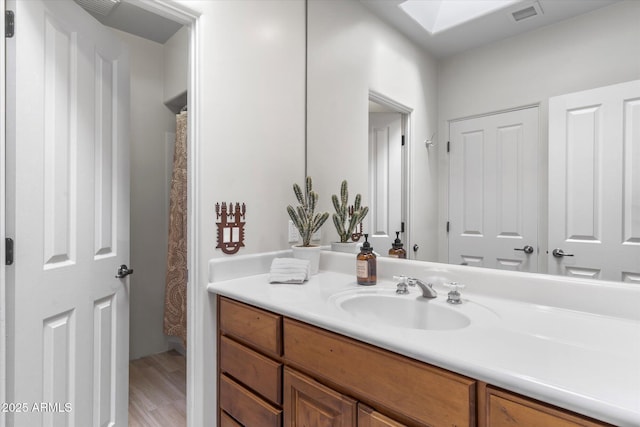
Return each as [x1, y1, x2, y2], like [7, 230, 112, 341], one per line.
[357, 234, 377, 285]
[388, 231, 407, 259]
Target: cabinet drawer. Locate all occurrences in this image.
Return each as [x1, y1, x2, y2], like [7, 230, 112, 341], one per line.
[219, 297, 282, 357]
[483, 386, 612, 427]
[220, 335, 282, 405]
[284, 318, 476, 427]
[220, 410, 242, 427]
[219, 374, 282, 427]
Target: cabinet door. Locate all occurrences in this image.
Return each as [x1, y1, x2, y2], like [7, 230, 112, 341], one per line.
[358, 404, 407, 427]
[284, 367, 357, 427]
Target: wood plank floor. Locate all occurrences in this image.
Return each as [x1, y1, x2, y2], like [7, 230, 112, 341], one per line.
[129, 350, 186, 427]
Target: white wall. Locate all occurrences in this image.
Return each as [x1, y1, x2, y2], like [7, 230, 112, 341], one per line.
[172, 1, 306, 424]
[307, 0, 439, 260]
[112, 29, 176, 360]
[437, 0, 640, 269]
[163, 26, 189, 105]
[159, 0, 639, 424]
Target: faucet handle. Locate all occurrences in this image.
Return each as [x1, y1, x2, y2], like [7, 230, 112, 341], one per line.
[393, 275, 410, 294]
[445, 281, 465, 291]
[445, 282, 465, 304]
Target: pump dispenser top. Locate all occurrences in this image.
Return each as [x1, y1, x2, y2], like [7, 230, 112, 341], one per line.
[388, 231, 407, 259]
[357, 234, 377, 285]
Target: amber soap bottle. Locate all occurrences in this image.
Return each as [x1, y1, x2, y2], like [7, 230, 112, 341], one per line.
[388, 231, 407, 259]
[357, 234, 377, 285]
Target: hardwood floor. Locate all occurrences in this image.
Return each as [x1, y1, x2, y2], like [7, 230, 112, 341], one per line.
[129, 350, 186, 427]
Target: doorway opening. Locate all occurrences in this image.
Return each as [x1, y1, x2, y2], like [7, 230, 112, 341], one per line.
[368, 91, 411, 257]
[79, 1, 198, 425]
[0, 0, 197, 424]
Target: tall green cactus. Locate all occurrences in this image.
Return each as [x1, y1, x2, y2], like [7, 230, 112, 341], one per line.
[332, 180, 369, 243]
[286, 176, 329, 246]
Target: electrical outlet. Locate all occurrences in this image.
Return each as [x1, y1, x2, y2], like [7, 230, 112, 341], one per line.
[288, 220, 300, 243]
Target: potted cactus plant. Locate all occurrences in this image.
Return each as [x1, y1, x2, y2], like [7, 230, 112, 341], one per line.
[287, 176, 329, 274]
[331, 180, 369, 253]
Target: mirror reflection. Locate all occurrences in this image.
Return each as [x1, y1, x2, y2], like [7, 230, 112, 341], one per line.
[306, 0, 640, 282]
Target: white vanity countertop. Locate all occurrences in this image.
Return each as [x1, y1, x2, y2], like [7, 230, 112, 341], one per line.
[207, 253, 640, 427]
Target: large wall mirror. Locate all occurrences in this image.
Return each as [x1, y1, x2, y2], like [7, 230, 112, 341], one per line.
[306, 0, 640, 282]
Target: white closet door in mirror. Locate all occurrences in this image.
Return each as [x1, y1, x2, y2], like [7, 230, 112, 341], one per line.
[449, 107, 539, 272]
[549, 80, 640, 283]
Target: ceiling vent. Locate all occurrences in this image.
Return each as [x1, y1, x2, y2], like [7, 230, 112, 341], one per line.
[511, 2, 543, 22]
[74, 0, 121, 16]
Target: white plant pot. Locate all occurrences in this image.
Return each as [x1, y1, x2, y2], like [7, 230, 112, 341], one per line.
[331, 241, 362, 254]
[291, 245, 321, 275]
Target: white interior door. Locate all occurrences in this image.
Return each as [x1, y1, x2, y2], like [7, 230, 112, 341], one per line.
[6, 0, 130, 425]
[368, 112, 404, 254]
[449, 107, 539, 272]
[548, 80, 640, 282]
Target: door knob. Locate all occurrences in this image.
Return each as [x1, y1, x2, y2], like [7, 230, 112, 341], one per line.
[115, 264, 134, 278]
[514, 245, 534, 254]
[552, 249, 574, 258]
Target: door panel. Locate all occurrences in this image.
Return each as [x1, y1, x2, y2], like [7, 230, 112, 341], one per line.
[6, 0, 130, 425]
[548, 80, 640, 282]
[283, 367, 356, 427]
[449, 107, 539, 272]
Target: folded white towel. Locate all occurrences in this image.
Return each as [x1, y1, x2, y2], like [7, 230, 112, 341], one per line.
[269, 258, 310, 284]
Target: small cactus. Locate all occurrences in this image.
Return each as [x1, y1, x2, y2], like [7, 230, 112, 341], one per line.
[287, 176, 329, 246]
[332, 180, 369, 243]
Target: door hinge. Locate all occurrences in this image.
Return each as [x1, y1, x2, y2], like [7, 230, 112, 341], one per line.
[5, 11, 15, 38]
[446, 221, 450, 233]
[5, 238, 14, 265]
[447, 141, 450, 153]
[401, 222, 405, 233]
[401, 135, 405, 146]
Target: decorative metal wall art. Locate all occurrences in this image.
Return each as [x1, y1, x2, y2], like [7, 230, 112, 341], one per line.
[215, 202, 246, 254]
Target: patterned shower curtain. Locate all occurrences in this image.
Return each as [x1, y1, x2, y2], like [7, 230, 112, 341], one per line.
[163, 110, 188, 346]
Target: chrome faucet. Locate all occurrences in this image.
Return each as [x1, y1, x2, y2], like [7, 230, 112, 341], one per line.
[394, 276, 437, 299]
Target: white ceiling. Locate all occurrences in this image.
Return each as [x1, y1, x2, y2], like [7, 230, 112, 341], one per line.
[78, 0, 182, 44]
[80, 0, 619, 53]
[360, 0, 619, 58]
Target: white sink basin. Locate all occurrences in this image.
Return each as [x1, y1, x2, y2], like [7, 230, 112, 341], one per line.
[331, 289, 471, 331]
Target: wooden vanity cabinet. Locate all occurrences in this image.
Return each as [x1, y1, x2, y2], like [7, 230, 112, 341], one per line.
[217, 296, 468, 426]
[218, 296, 613, 427]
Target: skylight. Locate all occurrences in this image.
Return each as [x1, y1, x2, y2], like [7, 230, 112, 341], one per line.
[399, 0, 522, 35]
